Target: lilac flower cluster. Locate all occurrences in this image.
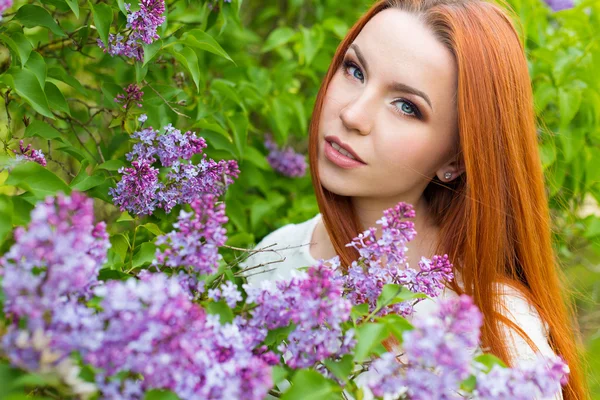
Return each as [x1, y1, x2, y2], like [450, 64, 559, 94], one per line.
[154, 194, 228, 276]
[86, 271, 273, 400]
[208, 281, 243, 308]
[243, 259, 355, 369]
[110, 123, 239, 215]
[264, 133, 307, 178]
[0, 192, 110, 396]
[473, 354, 570, 399]
[97, 0, 166, 61]
[544, 0, 574, 12]
[359, 294, 567, 399]
[13, 139, 47, 166]
[343, 202, 454, 318]
[115, 83, 144, 110]
[0, 0, 12, 20]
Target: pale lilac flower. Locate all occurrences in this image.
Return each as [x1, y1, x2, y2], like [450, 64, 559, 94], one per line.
[343, 202, 454, 318]
[87, 271, 273, 400]
[264, 133, 307, 178]
[13, 140, 47, 166]
[244, 259, 355, 369]
[97, 0, 166, 61]
[109, 159, 161, 216]
[473, 354, 569, 399]
[114, 83, 144, 109]
[138, 113, 148, 123]
[209, 281, 243, 308]
[153, 194, 228, 275]
[112, 123, 239, 215]
[544, 0, 574, 12]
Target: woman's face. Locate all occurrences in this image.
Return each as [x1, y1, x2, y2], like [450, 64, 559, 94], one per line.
[317, 8, 460, 201]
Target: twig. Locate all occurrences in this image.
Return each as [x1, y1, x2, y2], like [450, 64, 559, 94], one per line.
[142, 80, 190, 119]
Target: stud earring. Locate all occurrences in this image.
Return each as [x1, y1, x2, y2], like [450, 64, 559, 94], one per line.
[444, 172, 453, 180]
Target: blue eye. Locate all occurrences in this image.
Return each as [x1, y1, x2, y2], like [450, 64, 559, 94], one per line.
[342, 60, 364, 82]
[394, 100, 419, 117]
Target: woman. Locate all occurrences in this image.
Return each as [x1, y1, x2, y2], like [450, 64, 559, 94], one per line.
[242, 0, 589, 398]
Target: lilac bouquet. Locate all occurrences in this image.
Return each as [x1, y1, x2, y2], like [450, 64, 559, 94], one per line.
[0, 187, 569, 399]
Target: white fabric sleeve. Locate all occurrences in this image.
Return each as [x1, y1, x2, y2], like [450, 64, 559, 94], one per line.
[498, 287, 564, 400]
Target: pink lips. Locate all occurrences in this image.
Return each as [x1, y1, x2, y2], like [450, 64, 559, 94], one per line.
[324, 139, 367, 169]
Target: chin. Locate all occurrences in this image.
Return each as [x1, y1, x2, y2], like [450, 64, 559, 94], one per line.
[318, 167, 359, 197]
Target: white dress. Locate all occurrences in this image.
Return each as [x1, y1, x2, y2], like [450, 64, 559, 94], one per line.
[241, 213, 564, 400]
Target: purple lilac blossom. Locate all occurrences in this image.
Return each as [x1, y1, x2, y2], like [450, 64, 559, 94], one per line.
[114, 83, 144, 110]
[138, 113, 148, 123]
[153, 194, 228, 275]
[360, 294, 482, 399]
[97, 0, 166, 61]
[473, 354, 570, 399]
[244, 258, 355, 369]
[544, 0, 574, 12]
[0, 192, 109, 395]
[109, 159, 161, 216]
[112, 123, 239, 215]
[343, 202, 454, 318]
[13, 139, 47, 166]
[264, 133, 307, 178]
[208, 281, 243, 308]
[87, 271, 273, 400]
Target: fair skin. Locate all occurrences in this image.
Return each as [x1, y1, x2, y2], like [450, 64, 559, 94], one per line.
[310, 8, 465, 269]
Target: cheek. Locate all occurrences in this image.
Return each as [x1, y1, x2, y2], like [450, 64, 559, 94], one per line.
[375, 131, 434, 172]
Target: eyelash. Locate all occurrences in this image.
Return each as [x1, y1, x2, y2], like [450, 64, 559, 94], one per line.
[341, 59, 423, 119]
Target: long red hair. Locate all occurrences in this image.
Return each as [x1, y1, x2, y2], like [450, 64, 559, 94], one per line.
[308, 0, 589, 398]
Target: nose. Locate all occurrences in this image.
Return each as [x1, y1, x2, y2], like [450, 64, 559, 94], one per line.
[339, 88, 376, 136]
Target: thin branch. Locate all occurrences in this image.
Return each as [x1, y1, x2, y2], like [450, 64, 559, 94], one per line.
[142, 80, 190, 119]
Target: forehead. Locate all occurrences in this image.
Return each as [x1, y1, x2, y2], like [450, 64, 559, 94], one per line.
[352, 8, 457, 105]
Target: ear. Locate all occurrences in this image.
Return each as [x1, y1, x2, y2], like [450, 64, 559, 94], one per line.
[435, 155, 465, 182]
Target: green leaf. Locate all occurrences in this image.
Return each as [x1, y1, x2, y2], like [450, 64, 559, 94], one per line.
[322, 18, 348, 39]
[65, 0, 80, 18]
[71, 172, 105, 191]
[243, 146, 269, 170]
[24, 51, 46, 88]
[116, 212, 134, 222]
[300, 25, 324, 66]
[376, 284, 427, 310]
[139, 223, 163, 236]
[353, 322, 390, 362]
[192, 120, 232, 141]
[558, 87, 583, 127]
[270, 97, 291, 143]
[351, 303, 369, 321]
[135, 60, 148, 83]
[473, 353, 507, 372]
[110, 233, 130, 263]
[377, 313, 414, 342]
[14, 5, 67, 37]
[211, 79, 246, 113]
[96, 159, 126, 171]
[6, 162, 71, 198]
[44, 81, 71, 116]
[143, 39, 163, 67]
[132, 242, 157, 267]
[281, 370, 340, 400]
[7, 68, 54, 119]
[262, 27, 297, 52]
[0, 195, 14, 243]
[90, 2, 114, 50]
[533, 82, 555, 112]
[47, 66, 88, 96]
[0, 32, 33, 67]
[205, 300, 234, 324]
[272, 365, 288, 385]
[322, 354, 354, 383]
[180, 29, 234, 64]
[144, 389, 180, 400]
[227, 113, 248, 158]
[24, 119, 64, 141]
[263, 324, 295, 346]
[170, 47, 201, 93]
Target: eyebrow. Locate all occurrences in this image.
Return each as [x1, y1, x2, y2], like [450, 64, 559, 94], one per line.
[349, 43, 434, 112]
